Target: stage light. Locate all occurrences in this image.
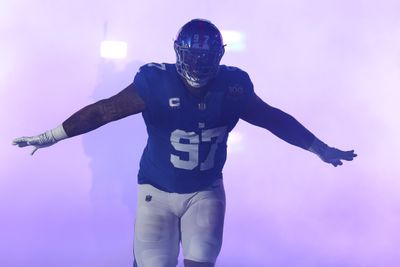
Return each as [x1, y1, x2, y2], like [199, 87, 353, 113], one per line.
[227, 131, 244, 153]
[100, 41, 128, 59]
[221, 31, 246, 52]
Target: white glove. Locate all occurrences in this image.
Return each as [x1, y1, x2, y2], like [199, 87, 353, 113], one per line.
[12, 125, 68, 155]
[308, 138, 357, 167]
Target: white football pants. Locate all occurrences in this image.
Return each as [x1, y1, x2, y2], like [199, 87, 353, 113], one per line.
[133, 179, 226, 267]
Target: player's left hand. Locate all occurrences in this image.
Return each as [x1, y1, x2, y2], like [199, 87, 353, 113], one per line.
[308, 138, 357, 167]
[318, 147, 357, 167]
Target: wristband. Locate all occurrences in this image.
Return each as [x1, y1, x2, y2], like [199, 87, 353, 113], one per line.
[49, 124, 69, 142]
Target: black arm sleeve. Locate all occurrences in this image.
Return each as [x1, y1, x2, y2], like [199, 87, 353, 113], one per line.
[62, 84, 145, 137]
[240, 94, 315, 150]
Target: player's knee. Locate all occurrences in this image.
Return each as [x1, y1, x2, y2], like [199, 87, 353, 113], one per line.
[185, 235, 221, 264]
[135, 249, 178, 267]
[184, 259, 214, 267]
[135, 252, 177, 267]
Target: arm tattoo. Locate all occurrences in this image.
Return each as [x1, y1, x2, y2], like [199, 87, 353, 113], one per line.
[62, 85, 145, 137]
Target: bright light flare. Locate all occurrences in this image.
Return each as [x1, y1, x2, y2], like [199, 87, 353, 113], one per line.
[100, 41, 128, 59]
[221, 31, 246, 52]
[227, 131, 244, 153]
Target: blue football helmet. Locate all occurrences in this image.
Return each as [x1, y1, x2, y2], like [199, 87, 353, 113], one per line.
[174, 19, 225, 88]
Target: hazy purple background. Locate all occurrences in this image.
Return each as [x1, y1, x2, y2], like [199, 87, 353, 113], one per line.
[2, 0, 400, 266]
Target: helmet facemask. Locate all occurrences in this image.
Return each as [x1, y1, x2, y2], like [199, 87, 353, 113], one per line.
[175, 44, 224, 88]
[174, 19, 225, 88]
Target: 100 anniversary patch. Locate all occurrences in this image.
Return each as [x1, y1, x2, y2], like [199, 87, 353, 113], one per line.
[228, 84, 244, 99]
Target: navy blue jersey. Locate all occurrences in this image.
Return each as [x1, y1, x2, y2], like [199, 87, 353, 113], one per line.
[133, 63, 255, 193]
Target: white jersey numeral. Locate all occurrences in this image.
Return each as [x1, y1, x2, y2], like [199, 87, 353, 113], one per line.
[200, 127, 227, 170]
[170, 126, 228, 171]
[170, 130, 199, 170]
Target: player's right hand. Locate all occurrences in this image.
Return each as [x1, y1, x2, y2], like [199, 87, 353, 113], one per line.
[12, 132, 57, 155]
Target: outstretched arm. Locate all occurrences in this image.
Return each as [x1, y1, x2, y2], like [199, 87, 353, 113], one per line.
[240, 94, 356, 167]
[241, 95, 315, 150]
[12, 84, 145, 155]
[62, 83, 145, 137]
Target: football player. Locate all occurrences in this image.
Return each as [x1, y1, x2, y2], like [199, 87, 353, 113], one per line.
[13, 19, 357, 267]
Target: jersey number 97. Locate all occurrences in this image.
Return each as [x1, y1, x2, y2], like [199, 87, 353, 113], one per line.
[170, 126, 227, 171]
